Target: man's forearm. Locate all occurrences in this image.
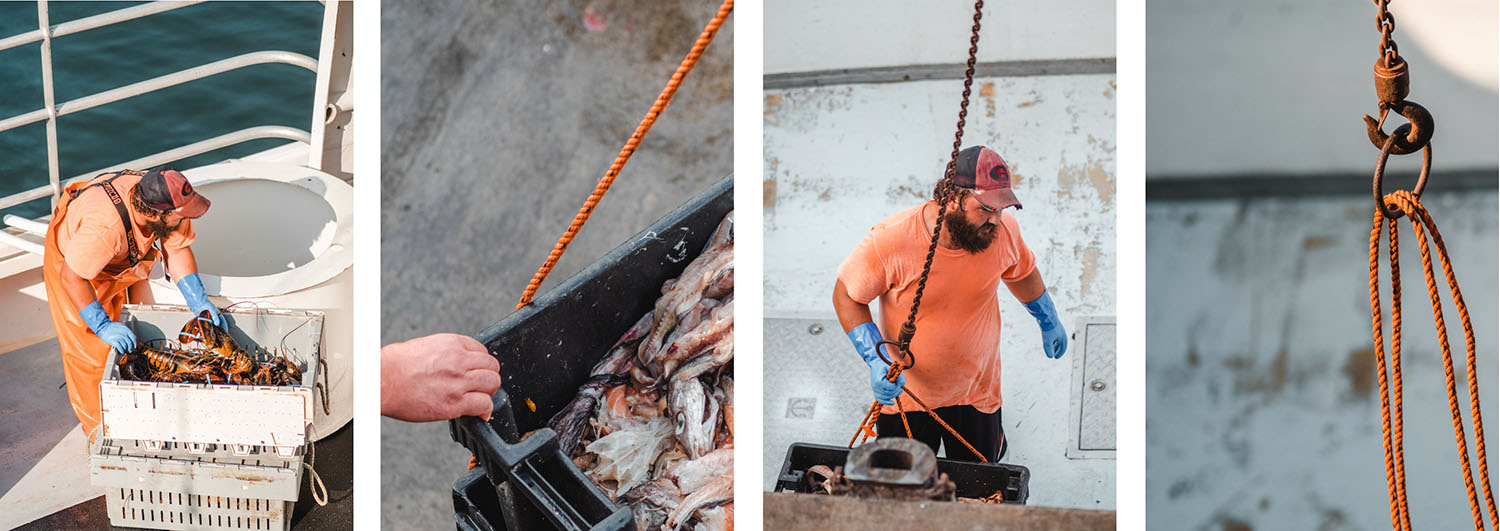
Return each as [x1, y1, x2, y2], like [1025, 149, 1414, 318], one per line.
[165, 246, 199, 280]
[1004, 268, 1046, 303]
[832, 279, 875, 332]
[60, 266, 98, 312]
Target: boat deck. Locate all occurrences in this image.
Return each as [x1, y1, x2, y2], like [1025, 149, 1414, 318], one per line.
[0, 338, 355, 531]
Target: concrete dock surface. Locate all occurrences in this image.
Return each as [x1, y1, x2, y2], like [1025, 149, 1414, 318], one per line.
[380, 0, 732, 528]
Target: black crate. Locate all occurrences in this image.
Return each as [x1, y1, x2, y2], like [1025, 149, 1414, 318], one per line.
[773, 442, 1031, 504]
[452, 176, 733, 531]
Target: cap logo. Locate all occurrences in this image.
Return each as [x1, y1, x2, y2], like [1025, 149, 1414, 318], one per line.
[991, 164, 1009, 185]
[181, 181, 192, 197]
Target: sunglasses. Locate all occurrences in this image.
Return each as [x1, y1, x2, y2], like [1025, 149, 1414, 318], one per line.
[969, 192, 1002, 214]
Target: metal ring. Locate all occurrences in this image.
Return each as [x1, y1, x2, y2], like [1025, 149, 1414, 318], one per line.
[1373, 123, 1431, 220]
[875, 339, 915, 370]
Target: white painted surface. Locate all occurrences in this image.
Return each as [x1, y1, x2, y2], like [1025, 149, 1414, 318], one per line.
[1146, 0, 1498, 176]
[1146, 192, 1498, 529]
[766, 0, 1115, 74]
[764, 73, 1117, 509]
[143, 162, 354, 441]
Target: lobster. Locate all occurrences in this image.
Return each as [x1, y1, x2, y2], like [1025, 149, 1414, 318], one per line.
[116, 310, 305, 386]
[120, 342, 224, 383]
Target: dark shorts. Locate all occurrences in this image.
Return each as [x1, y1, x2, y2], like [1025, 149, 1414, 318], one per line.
[875, 404, 1006, 462]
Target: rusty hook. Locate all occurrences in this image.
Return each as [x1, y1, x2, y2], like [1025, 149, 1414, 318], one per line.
[1364, 100, 1433, 155]
[1373, 123, 1431, 220]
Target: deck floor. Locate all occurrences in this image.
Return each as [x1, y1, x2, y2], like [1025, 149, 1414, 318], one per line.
[0, 338, 355, 530]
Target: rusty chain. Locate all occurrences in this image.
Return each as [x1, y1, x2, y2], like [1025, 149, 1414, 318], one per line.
[854, 0, 989, 464]
[1375, 0, 1399, 67]
[1365, 0, 1434, 219]
[890, 0, 985, 361]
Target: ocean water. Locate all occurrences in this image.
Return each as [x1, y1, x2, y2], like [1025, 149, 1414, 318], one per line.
[0, 1, 321, 219]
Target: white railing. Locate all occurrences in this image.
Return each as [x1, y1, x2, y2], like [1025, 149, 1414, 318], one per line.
[0, 0, 318, 215]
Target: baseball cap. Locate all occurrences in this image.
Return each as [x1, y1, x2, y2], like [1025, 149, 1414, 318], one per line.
[952, 146, 1021, 210]
[137, 166, 210, 218]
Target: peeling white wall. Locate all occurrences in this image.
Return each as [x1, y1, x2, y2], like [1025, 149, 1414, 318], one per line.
[764, 73, 1117, 509]
[766, 0, 1115, 74]
[1146, 0, 1498, 176]
[1146, 192, 1498, 529]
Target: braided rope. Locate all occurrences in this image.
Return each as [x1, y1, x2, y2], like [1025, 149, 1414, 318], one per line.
[469, 1, 733, 472]
[514, 0, 734, 309]
[1371, 190, 1498, 529]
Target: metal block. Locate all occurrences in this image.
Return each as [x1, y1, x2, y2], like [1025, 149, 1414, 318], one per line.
[843, 438, 938, 488]
[1068, 316, 1116, 458]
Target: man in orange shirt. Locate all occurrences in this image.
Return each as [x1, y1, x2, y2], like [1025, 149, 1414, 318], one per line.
[42, 167, 223, 437]
[833, 146, 1067, 462]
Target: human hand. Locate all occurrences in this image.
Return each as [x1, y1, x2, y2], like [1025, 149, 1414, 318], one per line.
[380, 333, 501, 422]
[176, 272, 225, 328]
[80, 300, 136, 353]
[1041, 321, 1067, 359]
[848, 322, 907, 405]
[1022, 289, 1067, 359]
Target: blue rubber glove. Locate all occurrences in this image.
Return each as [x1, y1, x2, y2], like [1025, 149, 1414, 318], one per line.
[1023, 289, 1067, 359]
[848, 322, 906, 405]
[80, 300, 136, 354]
[177, 272, 225, 328]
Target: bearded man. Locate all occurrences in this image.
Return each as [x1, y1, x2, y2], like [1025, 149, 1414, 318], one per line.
[832, 146, 1067, 462]
[42, 167, 223, 437]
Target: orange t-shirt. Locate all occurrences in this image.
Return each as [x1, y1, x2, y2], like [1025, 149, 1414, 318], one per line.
[55, 173, 196, 280]
[837, 201, 1036, 414]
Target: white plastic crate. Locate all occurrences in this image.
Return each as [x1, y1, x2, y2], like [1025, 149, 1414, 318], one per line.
[100, 304, 323, 454]
[103, 487, 290, 531]
[91, 437, 305, 501]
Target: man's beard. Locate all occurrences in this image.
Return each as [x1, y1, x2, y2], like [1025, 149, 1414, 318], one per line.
[143, 215, 182, 240]
[943, 210, 997, 254]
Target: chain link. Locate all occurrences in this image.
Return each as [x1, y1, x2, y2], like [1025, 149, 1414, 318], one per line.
[1375, 0, 1399, 67]
[899, 0, 984, 353]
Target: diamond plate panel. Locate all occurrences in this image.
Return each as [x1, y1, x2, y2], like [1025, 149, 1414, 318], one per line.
[763, 317, 871, 489]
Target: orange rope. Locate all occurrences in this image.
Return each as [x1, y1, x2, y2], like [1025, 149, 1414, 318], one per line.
[469, 0, 733, 473]
[849, 359, 989, 463]
[514, 0, 734, 310]
[1370, 189, 1497, 529]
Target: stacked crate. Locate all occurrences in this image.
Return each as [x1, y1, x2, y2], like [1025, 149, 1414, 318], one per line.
[91, 305, 324, 531]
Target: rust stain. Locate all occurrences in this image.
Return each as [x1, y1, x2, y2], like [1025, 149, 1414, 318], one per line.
[1319, 509, 1349, 530]
[1302, 235, 1336, 250]
[1213, 515, 1254, 531]
[1017, 91, 1043, 108]
[818, 189, 832, 201]
[763, 178, 778, 210]
[980, 81, 996, 118]
[887, 178, 930, 202]
[1077, 245, 1102, 297]
[1225, 349, 1291, 395]
[1344, 347, 1375, 397]
[764, 93, 783, 116]
[1187, 348, 1199, 367]
[1056, 162, 1115, 204]
[98, 465, 127, 472]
